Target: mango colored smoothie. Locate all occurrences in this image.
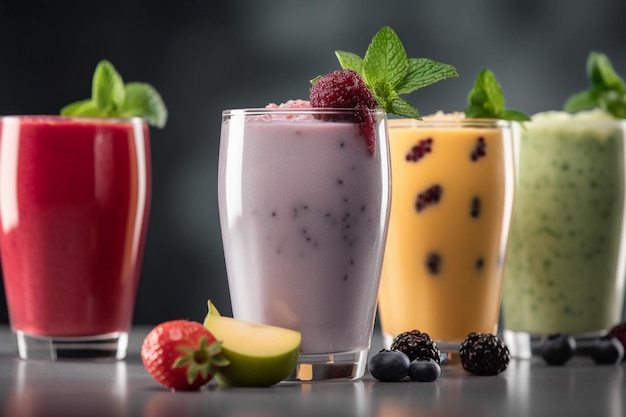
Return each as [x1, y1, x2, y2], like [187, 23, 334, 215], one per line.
[378, 115, 516, 348]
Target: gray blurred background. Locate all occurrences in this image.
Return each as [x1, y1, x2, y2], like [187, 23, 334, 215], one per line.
[0, 0, 624, 325]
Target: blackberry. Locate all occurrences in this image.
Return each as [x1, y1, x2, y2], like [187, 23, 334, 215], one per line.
[459, 332, 510, 375]
[390, 330, 441, 364]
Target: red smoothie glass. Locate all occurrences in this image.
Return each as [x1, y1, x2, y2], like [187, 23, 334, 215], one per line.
[0, 116, 151, 360]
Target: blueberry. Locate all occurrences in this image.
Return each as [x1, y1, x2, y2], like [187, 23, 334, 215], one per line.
[541, 333, 576, 366]
[591, 336, 625, 365]
[368, 349, 410, 381]
[409, 359, 441, 382]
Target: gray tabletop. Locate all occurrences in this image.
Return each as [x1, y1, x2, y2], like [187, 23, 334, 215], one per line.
[0, 325, 623, 417]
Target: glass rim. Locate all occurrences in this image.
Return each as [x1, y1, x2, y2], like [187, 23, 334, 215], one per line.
[0, 114, 147, 125]
[527, 118, 626, 128]
[387, 116, 514, 129]
[222, 107, 387, 117]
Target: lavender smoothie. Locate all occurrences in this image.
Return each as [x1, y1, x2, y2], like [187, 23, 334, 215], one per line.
[218, 108, 390, 368]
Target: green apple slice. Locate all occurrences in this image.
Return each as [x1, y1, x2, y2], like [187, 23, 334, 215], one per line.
[203, 300, 301, 387]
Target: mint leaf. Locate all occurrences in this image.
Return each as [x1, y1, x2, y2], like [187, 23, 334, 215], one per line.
[372, 81, 396, 111]
[335, 51, 364, 74]
[564, 52, 626, 119]
[309, 75, 322, 85]
[336, 26, 458, 119]
[468, 69, 505, 115]
[362, 26, 408, 89]
[563, 90, 596, 112]
[92, 60, 125, 114]
[503, 110, 533, 122]
[59, 99, 101, 117]
[603, 91, 626, 119]
[464, 68, 530, 121]
[588, 52, 625, 91]
[61, 59, 168, 128]
[388, 96, 420, 119]
[120, 82, 168, 129]
[396, 58, 458, 94]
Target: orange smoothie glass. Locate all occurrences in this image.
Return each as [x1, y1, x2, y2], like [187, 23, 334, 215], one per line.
[378, 115, 516, 361]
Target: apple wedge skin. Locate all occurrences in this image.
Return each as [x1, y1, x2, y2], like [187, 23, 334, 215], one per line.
[203, 302, 301, 387]
[215, 346, 299, 387]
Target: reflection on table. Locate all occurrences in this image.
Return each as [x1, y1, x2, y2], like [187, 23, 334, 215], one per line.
[0, 327, 623, 417]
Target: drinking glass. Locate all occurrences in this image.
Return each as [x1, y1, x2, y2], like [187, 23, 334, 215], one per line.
[0, 115, 151, 360]
[502, 112, 626, 358]
[218, 108, 390, 380]
[377, 116, 516, 362]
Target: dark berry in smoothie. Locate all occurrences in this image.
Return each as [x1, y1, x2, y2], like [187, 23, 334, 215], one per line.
[470, 196, 481, 218]
[470, 137, 486, 162]
[406, 138, 433, 162]
[425, 252, 442, 275]
[416, 184, 443, 212]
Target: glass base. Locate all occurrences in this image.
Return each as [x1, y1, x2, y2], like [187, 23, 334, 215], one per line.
[286, 349, 368, 381]
[503, 329, 605, 359]
[15, 331, 129, 361]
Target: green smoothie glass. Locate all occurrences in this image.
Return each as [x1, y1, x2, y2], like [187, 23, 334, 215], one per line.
[502, 109, 626, 358]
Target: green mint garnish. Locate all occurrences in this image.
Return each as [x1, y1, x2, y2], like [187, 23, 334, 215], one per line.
[563, 52, 626, 119]
[335, 26, 458, 119]
[464, 68, 530, 121]
[61, 60, 168, 128]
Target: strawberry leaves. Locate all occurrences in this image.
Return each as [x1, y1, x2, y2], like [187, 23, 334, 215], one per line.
[173, 337, 230, 385]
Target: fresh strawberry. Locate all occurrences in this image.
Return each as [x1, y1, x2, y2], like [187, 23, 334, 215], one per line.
[141, 320, 229, 391]
[310, 69, 378, 155]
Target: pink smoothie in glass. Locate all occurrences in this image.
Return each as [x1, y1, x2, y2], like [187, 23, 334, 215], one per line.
[219, 109, 389, 355]
[0, 116, 151, 338]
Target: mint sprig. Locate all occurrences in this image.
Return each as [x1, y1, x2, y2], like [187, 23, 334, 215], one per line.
[464, 68, 530, 121]
[61, 60, 168, 128]
[564, 52, 626, 119]
[334, 26, 458, 119]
